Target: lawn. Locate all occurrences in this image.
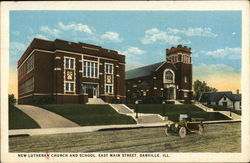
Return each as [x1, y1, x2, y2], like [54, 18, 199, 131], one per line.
[206, 104, 241, 115]
[127, 104, 230, 122]
[39, 104, 136, 126]
[9, 106, 40, 129]
[9, 123, 240, 152]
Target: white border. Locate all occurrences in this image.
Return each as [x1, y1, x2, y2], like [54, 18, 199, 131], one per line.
[1, 1, 250, 162]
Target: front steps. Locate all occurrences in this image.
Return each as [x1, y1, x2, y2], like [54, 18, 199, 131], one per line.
[195, 103, 241, 120]
[87, 98, 106, 104]
[109, 104, 171, 124]
[195, 103, 214, 112]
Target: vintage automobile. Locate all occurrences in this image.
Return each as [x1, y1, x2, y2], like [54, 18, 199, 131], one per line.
[165, 114, 204, 138]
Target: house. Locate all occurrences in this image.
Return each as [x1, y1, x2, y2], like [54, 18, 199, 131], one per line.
[199, 91, 241, 110]
[125, 45, 193, 103]
[17, 38, 126, 104]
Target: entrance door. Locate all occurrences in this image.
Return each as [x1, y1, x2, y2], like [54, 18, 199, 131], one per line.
[223, 102, 227, 107]
[167, 87, 174, 100]
[82, 84, 98, 98]
[87, 88, 93, 98]
[93, 88, 97, 98]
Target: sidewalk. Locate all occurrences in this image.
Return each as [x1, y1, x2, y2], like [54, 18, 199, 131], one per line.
[9, 119, 241, 137]
[16, 105, 79, 128]
[9, 122, 168, 136]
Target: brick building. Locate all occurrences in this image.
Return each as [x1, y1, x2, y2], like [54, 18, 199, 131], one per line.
[126, 45, 193, 103]
[18, 38, 126, 104]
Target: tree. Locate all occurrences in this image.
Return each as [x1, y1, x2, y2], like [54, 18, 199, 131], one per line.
[9, 94, 16, 108]
[193, 80, 217, 101]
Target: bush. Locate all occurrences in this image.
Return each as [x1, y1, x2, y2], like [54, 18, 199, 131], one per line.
[32, 96, 54, 105]
[107, 97, 126, 104]
[9, 94, 16, 108]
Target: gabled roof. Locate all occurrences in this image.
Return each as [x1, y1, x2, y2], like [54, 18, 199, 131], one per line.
[125, 61, 164, 80]
[200, 91, 241, 102]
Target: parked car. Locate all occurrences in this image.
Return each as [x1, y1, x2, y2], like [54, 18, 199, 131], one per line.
[165, 114, 204, 138]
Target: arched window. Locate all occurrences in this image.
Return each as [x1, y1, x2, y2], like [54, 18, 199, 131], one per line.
[163, 69, 175, 83]
[165, 71, 173, 80]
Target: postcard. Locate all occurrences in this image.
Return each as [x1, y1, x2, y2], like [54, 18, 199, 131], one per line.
[1, 1, 250, 162]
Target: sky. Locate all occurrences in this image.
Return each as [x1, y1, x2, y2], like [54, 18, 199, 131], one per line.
[9, 11, 242, 97]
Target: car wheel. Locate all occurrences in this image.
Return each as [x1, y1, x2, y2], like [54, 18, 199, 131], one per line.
[198, 125, 204, 135]
[179, 127, 186, 138]
[164, 127, 170, 136]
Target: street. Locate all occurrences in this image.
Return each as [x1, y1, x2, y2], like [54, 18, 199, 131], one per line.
[9, 123, 240, 153]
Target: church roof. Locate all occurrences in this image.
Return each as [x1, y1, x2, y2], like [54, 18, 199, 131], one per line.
[125, 62, 164, 80]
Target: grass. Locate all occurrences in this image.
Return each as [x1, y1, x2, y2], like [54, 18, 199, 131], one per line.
[206, 104, 242, 115]
[39, 104, 136, 126]
[9, 123, 240, 152]
[127, 104, 230, 122]
[9, 106, 40, 129]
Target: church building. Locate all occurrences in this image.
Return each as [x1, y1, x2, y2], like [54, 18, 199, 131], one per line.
[17, 38, 126, 104]
[125, 45, 193, 103]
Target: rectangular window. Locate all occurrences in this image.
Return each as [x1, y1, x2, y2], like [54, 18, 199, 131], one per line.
[65, 82, 74, 92]
[83, 60, 98, 78]
[83, 61, 87, 76]
[65, 57, 74, 69]
[26, 55, 34, 73]
[105, 63, 113, 74]
[19, 77, 34, 95]
[105, 85, 113, 94]
[105, 64, 109, 73]
[109, 65, 113, 73]
[94, 63, 98, 77]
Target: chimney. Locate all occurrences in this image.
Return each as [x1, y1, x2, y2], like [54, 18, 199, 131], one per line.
[236, 89, 239, 94]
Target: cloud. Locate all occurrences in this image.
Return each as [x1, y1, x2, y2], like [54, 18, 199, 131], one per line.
[40, 26, 61, 37]
[193, 64, 240, 92]
[167, 27, 218, 37]
[10, 42, 26, 57]
[194, 63, 239, 77]
[34, 34, 49, 40]
[120, 47, 146, 69]
[122, 46, 146, 55]
[11, 30, 20, 36]
[141, 28, 191, 45]
[100, 32, 123, 42]
[201, 47, 241, 60]
[58, 22, 93, 34]
[232, 32, 236, 35]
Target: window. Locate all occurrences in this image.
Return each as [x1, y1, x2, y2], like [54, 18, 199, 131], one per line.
[65, 82, 74, 92]
[65, 58, 74, 69]
[165, 71, 173, 80]
[19, 77, 34, 95]
[184, 92, 188, 97]
[224, 97, 227, 100]
[26, 55, 34, 73]
[105, 63, 113, 74]
[133, 84, 137, 88]
[105, 85, 113, 94]
[83, 61, 98, 78]
[184, 76, 187, 83]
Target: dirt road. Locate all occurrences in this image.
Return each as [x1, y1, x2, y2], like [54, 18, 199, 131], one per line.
[9, 123, 240, 152]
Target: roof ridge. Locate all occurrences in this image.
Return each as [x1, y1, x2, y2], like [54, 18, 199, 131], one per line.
[126, 61, 164, 72]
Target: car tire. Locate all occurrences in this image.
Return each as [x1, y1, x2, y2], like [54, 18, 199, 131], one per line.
[164, 127, 170, 136]
[198, 125, 204, 135]
[179, 127, 186, 138]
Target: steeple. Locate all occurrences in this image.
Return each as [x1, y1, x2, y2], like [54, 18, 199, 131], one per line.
[166, 45, 192, 64]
